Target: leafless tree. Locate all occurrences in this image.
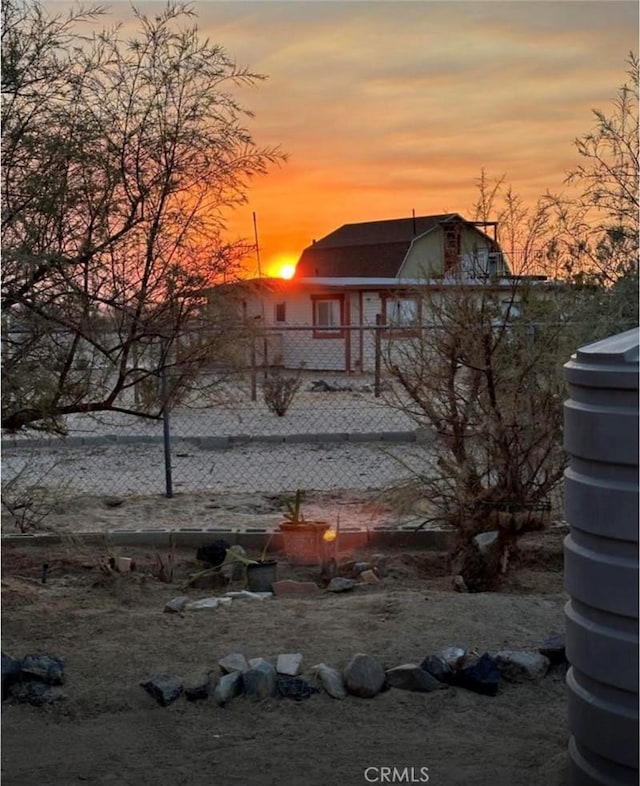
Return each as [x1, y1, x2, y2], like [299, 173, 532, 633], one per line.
[383, 274, 567, 576]
[1, 0, 284, 434]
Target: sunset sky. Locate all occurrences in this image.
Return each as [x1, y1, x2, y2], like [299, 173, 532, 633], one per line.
[52, 1, 637, 277]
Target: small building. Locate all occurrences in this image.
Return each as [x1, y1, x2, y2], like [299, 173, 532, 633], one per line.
[209, 213, 544, 372]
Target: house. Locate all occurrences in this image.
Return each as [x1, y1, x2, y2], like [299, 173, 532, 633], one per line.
[210, 213, 544, 373]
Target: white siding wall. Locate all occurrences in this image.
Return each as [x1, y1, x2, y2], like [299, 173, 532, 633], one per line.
[247, 291, 346, 371]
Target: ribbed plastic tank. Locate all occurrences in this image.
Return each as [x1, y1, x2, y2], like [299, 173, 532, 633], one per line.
[563, 328, 639, 786]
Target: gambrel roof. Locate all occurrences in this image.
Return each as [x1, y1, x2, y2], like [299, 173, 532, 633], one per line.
[295, 213, 492, 278]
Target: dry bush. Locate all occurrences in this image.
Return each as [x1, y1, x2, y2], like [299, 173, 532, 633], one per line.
[261, 366, 303, 417]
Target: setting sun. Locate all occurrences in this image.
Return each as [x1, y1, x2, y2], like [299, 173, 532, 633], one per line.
[278, 263, 296, 279]
[268, 255, 297, 279]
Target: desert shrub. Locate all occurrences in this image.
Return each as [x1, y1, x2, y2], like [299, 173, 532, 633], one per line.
[261, 367, 303, 417]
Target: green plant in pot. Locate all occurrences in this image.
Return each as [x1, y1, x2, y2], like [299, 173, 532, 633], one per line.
[245, 535, 278, 592]
[278, 489, 330, 566]
[180, 538, 278, 592]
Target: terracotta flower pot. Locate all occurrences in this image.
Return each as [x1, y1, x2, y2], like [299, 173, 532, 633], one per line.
[278, 521, 330, 566]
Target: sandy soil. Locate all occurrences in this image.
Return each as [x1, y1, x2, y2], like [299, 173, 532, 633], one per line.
[1, 529, 570, 786]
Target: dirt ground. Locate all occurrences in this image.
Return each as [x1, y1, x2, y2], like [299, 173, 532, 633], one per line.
[1, 528, 569, 786]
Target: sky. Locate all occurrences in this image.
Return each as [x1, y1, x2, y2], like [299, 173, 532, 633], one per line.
[49, 0, 638, 277]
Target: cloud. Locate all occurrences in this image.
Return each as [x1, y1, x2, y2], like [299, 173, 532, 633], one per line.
[44, 0, 639, 263]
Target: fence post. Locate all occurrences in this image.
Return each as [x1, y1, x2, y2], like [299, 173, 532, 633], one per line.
[374, 314, 382, 398]
[160, 363, 173, 499]
[249, 326, 258, 402]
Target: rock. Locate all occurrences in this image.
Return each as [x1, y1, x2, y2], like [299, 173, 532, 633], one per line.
[352, 562, 371, 576]
[225, 590, 272, 601]
[539, 633, 567, 664]
[11, 681, 66, 706]
[183, 671, 211, 701]
[196, 540, 230, 567]
[272, 580, 320, 596]
[277, 677, 319, 699]
[343, 653, 386, 698]
[495, 651, 550, 682]
[385, 664, 448, 692]
[248, 656, 277, 669]
[453, 575, 468, 592]
[436, 646, 467, 670]
[359, 569, 380, 584]
[276, 653, 303, 677]
[213, 671, 243, 706]
[164, 596, 188, 614]
[2, 653, 22, 700]
[474, 530, 500, 554]
[451, 531, 503, 592]
[218, 653, 249, 674]
[185, 597, 222, 611]
[20, 654, 64, 685]
[327, 577, 356, 593]
[371, 554, 388, 577]
[185, 596, 232, 610]
[219, 545, 249, 581]
[314, 663, 347, 699]
[140, 673, 183, 706]
[420, 655, 454, 684]
[452, 653, 500, 696]
[103, 497, 124, 508]
[242, 661, 277, 701]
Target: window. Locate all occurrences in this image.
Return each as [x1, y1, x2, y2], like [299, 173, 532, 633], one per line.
[385, 297, 418, 328]
[275, 302, 286, 323]
[312, 295, 344, 338]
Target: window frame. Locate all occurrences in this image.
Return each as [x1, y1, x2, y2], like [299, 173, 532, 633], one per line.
[274, 302, 286, 324]
[311, 294, 345, 338]
[381, 294, 422, 336]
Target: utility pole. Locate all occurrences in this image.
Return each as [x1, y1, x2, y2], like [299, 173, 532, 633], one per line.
[253, 211, 262, 278]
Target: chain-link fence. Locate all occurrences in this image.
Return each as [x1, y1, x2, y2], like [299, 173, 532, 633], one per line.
[2, 321, 570, 533]
[1, 370, 431, 494]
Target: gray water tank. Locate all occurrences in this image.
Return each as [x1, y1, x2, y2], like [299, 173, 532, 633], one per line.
[563, 328, 639, 786]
